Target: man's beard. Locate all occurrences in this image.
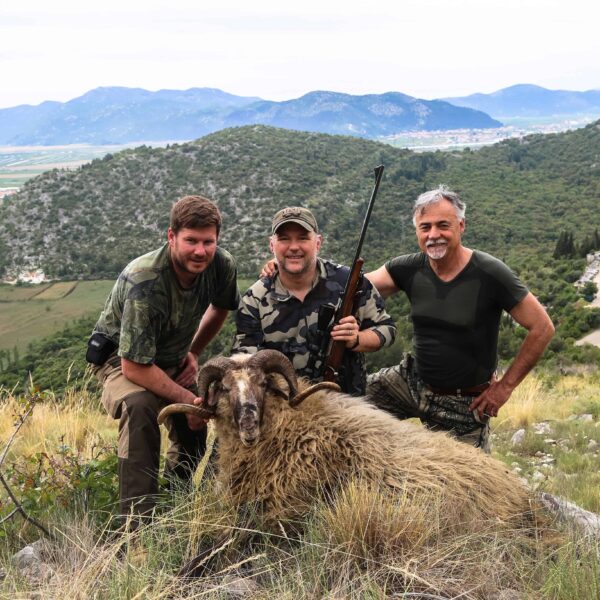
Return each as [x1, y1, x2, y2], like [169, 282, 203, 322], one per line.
[172, 253, 207, 275]
[425, 241, 447, 260]
[280, 255, 314, 275]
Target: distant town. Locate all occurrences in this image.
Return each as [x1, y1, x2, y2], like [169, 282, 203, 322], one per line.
[385, 115, 600, 152]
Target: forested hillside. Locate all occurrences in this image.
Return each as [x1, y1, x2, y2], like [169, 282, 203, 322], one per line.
[1, 122, 599, 280]
[0, 123, 599, 391]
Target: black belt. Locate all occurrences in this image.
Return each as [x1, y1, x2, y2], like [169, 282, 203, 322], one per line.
[425, 382, 490, 396]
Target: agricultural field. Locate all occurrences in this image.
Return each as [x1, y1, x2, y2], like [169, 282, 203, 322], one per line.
[0, 278, 255, 357]
[0, 143, 164, 190]
[0, 280, 114, 354]
[0, 283, 52, 302]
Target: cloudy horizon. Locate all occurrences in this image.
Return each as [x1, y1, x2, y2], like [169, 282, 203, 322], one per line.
[1, 0, 599, 109]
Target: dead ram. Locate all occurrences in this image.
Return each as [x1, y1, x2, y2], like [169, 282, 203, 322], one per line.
[159, 350, 533, 529]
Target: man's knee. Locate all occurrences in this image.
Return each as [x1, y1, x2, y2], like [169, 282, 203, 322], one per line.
[428, 422, 491, 454]
[118, 391, 163, 460]
[366, 364, 414, 419]
[122, 389, 163, 417]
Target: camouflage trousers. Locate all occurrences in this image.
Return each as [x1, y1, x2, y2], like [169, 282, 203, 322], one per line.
[92, 355, 207, 521]
[365, 356, 491, 453]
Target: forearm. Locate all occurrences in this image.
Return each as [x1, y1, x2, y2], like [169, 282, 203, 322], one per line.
[499, 293, 555, 394]
[498, 326, 553, 393]
[354, 281, 396, 351]
[121, 359, 197, 405]
[350, 329, 384, 353]
[189, 305, 229, 358]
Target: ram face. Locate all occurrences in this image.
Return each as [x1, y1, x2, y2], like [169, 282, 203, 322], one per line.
[196, 351, 298, 447]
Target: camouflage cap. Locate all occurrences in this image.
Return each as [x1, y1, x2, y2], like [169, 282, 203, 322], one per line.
[272, 207, 319, 234]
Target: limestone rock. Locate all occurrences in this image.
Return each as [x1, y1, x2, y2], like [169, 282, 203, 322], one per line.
[538, 492, 600, 538]
[510, 429, 526, 446]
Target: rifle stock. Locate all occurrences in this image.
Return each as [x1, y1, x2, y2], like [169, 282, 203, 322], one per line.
[322, 165, 384, 386]
[322, 258, 364, 383]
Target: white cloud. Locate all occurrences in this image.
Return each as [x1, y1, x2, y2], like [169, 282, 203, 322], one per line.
[1, 0, 599, 108]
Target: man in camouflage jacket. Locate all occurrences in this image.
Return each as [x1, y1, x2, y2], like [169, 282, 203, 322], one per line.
[233, 207, 395, 395]
[88, 195, 239, 523]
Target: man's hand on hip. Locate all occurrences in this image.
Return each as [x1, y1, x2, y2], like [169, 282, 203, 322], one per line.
[469, 378, 511, 420]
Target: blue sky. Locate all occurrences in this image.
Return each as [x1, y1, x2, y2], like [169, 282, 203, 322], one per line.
[1, 0, 599, 109]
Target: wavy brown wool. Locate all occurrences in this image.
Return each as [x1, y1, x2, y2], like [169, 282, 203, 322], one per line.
[178, 353, 532, 531]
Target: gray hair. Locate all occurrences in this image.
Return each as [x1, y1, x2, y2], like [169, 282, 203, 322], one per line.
[412, 185, 466, 225]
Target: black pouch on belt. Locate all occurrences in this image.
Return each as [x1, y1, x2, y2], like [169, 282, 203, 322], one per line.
[86, 332, 118, 366]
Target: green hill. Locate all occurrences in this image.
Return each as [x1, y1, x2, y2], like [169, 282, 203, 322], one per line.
[0, 124, 599, 393]
[1, 123, 599, 280]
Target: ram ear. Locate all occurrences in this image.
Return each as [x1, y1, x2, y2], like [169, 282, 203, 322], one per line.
[248, 350, 298, 399]
[266, 374, 291, 401]
[197, 357, 235, 399]
[205, 385, 219, 408]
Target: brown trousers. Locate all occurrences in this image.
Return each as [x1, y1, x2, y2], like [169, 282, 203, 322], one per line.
[94, 357, 207, 520]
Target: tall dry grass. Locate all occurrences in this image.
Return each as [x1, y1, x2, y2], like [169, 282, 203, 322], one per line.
[0, 387, 115, 459]
[1, 371, 599, 598]
[493, 372, 598, 431]
[1, 475, 572, 600]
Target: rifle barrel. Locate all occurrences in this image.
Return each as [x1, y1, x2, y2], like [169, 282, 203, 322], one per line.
[351, 165, 384, 266]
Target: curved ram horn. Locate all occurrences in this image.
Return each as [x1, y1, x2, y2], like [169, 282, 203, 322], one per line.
[197, 356, 236, 400]
[157, 403, 215, 426]
[247, 350, 298, 400]
[290, 381, 341, 407]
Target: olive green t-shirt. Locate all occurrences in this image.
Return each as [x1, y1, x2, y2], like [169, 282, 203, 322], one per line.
[93, 244, 239, 369]
[385, 250, 528, 389]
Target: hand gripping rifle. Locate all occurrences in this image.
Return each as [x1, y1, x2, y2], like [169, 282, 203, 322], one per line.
[321, 165, 384, 386]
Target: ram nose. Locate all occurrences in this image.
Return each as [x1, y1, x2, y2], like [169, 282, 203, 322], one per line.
[238, 405, 260, 447]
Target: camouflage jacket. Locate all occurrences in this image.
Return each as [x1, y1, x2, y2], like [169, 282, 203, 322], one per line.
[233, 258, 396, 395]
[93, 244, 239, 369]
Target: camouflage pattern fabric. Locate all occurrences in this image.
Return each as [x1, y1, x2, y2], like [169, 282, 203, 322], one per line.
[93, 244, 239, 369]
[233, 258, 396, 395]
[366, 354, 491, 453]
[92, 356, 207, 520]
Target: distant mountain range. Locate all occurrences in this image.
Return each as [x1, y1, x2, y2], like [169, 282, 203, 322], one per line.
[0, 87, 499, 145]
[1, 84, 599, 146]
[0, 87, 261, 146]
[444, 84, 600, 119]
[220, 91, 499, 137]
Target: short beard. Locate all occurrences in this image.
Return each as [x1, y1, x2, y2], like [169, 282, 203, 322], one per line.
[279, 256, 314, 276]
[425, 242, 447, 260]
[172, 253, 206, 275]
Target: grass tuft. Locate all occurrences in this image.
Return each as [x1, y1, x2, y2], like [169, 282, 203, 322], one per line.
[1, 372, 599, 598]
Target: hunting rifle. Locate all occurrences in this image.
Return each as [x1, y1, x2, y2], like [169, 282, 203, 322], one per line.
[321, 164, 384, 385]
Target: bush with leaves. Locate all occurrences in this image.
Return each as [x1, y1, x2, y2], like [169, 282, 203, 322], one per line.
[1, 439, 118, 537]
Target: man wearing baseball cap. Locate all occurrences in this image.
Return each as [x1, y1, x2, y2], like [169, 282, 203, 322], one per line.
[233, 206, 396, 395]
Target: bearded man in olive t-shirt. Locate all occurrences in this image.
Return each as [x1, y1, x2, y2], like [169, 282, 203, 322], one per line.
[88, 195, 239, 522]
[365, 186, 554, 452]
